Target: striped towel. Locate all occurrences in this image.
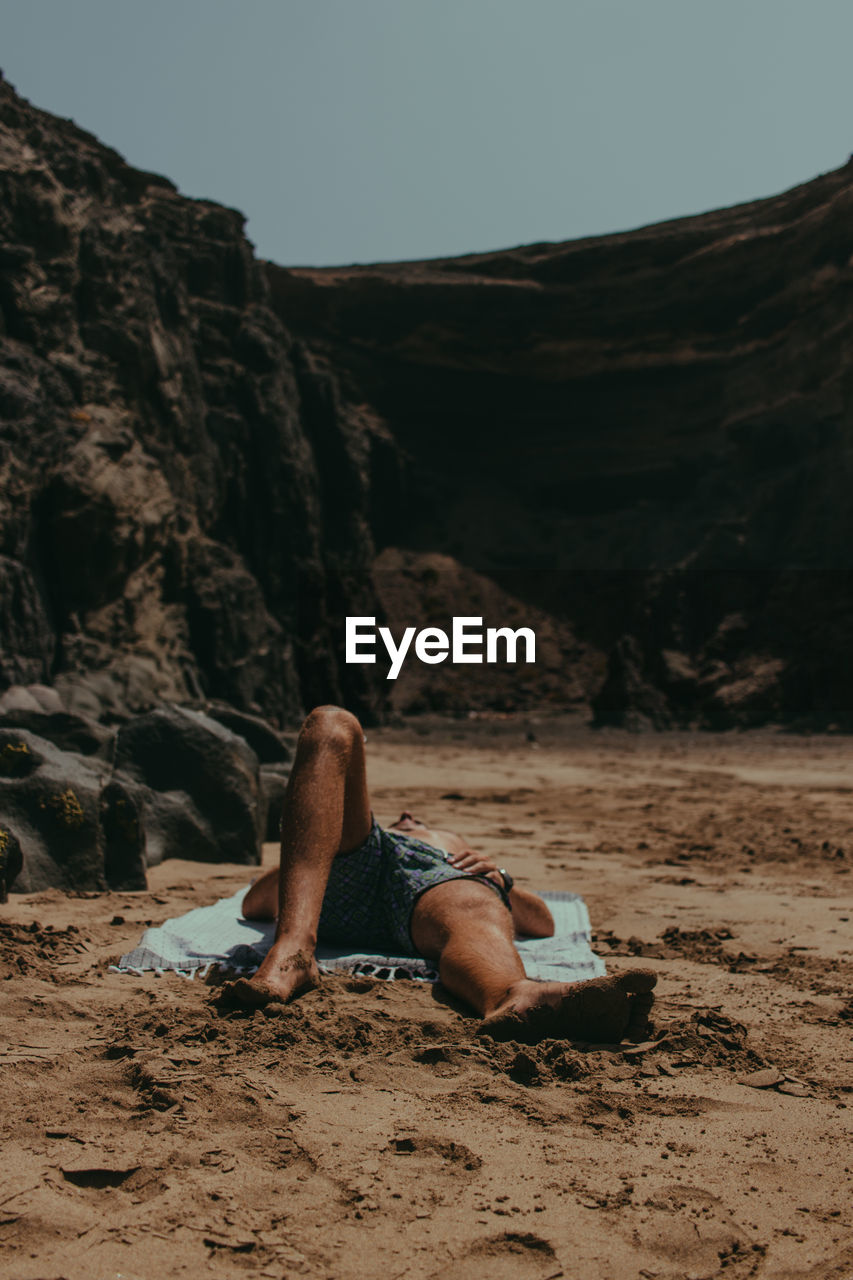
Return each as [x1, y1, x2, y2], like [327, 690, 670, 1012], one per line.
[114, 888, 605, 983]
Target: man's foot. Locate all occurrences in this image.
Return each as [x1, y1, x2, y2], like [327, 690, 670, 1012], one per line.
[477, 969, 657, 1044]
[219, 944, 320, 1009]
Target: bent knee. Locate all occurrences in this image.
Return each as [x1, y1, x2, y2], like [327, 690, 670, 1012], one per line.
[299, 705, 363, 752]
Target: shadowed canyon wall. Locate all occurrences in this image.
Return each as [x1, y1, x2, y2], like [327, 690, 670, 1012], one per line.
[2, 72, 853, 727]
[268, 163, 853, 726]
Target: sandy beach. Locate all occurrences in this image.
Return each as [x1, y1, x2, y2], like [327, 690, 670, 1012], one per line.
[2, 716, 852, 1280]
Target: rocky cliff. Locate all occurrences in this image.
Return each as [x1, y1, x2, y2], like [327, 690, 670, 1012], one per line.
[2, 71, 853, 729]
[0, 71, 390, 727]
[268, 162, 853, 726]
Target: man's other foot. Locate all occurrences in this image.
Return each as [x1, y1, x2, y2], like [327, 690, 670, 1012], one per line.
[478, 969, 657, 1044]
[218, 946, 320, 1009]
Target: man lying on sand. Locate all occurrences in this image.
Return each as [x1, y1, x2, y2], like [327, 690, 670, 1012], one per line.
[225, 706, 656, 1042]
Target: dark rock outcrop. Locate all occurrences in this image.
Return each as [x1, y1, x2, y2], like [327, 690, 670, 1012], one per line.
[2, 70, 853, 730]
[0, 728, 109, 892]
[592, 635, 674, 731]
[201, 702, 295, 765]
[0, 71, 385, 728]
[0, 703, 273, 892]
[0, 707, 115, 758]
[99, 777, 147, 891]
[113, 707, 263, 867]
[268, 168, 853, 727]
[0, 684, 64, 715]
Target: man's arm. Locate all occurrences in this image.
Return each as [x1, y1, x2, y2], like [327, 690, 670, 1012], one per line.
[505, 885, 555, 939]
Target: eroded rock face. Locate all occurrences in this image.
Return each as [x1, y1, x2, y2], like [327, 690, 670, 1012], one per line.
[2, 70, 853, 730]
[269, 169, 853, 728]
[0, 72, 385, 728]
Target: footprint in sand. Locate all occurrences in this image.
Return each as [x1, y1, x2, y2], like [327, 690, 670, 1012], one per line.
[388, 1134, 482, 1173]
[430, 1231, 559, 1280]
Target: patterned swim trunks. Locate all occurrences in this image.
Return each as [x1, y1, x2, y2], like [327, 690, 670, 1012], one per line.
[317, 819, 510, 955]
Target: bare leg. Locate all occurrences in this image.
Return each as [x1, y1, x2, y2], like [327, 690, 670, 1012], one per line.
[224, 706, 372, 1008]
[411, 879, 656, 1044]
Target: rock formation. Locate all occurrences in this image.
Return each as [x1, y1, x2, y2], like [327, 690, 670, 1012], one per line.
[0, 692, 286, 893]
[267, 164, 853, 728]
[3, 70, 853, 735]
[0, 71, 386, 729]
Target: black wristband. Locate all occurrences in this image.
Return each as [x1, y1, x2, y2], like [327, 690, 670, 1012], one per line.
[498, 868, 514, 894]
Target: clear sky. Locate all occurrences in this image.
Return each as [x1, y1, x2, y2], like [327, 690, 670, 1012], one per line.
[2, 1, 853, 267]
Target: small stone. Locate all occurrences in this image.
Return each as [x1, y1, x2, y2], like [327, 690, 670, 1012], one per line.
[623, 1041, 658, 1056]
[739, 1068, 785, 1089]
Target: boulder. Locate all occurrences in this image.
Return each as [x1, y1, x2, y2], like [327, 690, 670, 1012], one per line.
[113, 706, 264, 867]
[100, 778, 147, 891]
[0, 702, 275, 892]
[202, 703, 295, 765]
[0, 707, 115, 758]
[0, 728, 109, 892]
[0, 685, 44, 715]
[25, 684, 66, 714]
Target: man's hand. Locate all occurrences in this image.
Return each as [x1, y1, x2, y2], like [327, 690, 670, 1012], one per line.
[447, 848, 503, 884]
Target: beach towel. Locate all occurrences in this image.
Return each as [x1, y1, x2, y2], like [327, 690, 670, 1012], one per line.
[114, 888, 606, 984]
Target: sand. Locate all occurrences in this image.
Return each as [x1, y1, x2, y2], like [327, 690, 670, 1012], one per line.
[1, 716, 852, 1280]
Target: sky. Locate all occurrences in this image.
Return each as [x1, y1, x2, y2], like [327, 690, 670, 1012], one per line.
[2, 0, 853, 268]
